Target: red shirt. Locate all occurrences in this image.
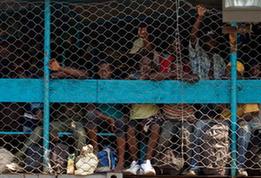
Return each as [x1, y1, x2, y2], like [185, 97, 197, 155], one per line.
[159, 53, 191, 74]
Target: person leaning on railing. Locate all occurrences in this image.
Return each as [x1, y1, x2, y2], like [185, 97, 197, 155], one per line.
[82, 61, 127, 172]
[186, 5, 229, 176]
[186, 62, 243, 176]
[15, 59, 89, 160]
[49, 58, 88, 79]
[152, 40, 198, 173]
[50, 59, 128, 172]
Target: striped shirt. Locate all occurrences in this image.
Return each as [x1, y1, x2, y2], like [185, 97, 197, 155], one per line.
[162, 104, 195, 121]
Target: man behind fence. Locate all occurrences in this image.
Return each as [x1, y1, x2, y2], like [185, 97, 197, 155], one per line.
[189, 4, 226, 80]
[50, 59, 128, 172]
[151, 40, 198, 174]
[186, 62, 236, 176]
[124, 56, 162, 176]
[15, 60, 90, 161]
[187, 61, 259, 176]
[185, 4, 229, 176]
[246, 64, 261, 175]
[220, 62, 259, 176]
[83, 61, 127, 172]
[128, 21, 161, 75]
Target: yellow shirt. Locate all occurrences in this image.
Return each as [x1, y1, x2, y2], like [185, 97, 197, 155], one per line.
[221, 104, 259, 120]
[130, 104, 159, 120]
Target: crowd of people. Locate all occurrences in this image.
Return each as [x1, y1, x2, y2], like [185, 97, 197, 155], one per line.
[1, 2, 261, 176]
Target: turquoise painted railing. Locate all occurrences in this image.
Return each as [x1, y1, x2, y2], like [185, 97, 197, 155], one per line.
[1, 79, 261, 103]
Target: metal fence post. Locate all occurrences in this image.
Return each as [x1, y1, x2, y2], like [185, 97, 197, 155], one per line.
[230, 22, 238, 177]
[43, 0, 51, 170]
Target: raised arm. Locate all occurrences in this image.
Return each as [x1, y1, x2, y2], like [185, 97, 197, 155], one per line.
[94, 110, 114, 125]
[50, 59, 88, 78]
[191, 5, 207, 47]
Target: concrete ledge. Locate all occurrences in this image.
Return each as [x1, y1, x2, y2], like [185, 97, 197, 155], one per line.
[57, 173, 118, 178]
[0, 175, 55, 178]
[38, 175, 56, 178]
[0, 174, 261, 178]
[106, 173, 123, 178]
[0, 175, 24, 178]
[0, 174, 117, 178]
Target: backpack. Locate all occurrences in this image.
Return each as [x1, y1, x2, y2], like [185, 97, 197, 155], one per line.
[75, 145, 99, 175]
[96, 146, 117, 172]
[0, 148, 15, 173]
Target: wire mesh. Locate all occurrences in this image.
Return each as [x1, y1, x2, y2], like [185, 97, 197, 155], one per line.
[0, 0, 261, 176]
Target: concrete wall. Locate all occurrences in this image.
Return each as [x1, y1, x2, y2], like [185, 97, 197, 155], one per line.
[0, 173, 123, 178]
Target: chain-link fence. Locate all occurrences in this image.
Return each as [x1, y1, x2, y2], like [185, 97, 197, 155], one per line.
[0, 0, 261, 176]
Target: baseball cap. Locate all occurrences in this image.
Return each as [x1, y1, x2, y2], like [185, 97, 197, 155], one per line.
[227, 61, 245, 74]
[129, 38, 144, 54]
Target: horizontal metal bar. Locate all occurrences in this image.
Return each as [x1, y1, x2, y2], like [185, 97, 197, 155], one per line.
[0, 131, 32, 135]
[0, 131, 73, 136]
[0, 79, 261, 103]
[0, 131, 115, 137]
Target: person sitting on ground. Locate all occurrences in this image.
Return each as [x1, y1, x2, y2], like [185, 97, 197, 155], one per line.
[16, 103, 87, 160]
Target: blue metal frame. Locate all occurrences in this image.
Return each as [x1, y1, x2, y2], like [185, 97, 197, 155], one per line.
[230, 22, 238, 177]
[230, 51, 238, 177]
[43, 0, 51, 168]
